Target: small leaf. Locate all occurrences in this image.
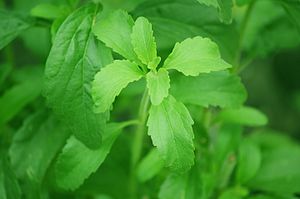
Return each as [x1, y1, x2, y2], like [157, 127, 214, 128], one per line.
[170, 71, 247, 108]
[235, 140, 261, 184]
[92, 60, 143, 113]
[55, 123, 124, 190]
[146, 68, 170, 105]
[163, 36, 231, 76]
[93, 10, 139, 62]
[131, 17, 158, 67]
[0, 9, 31, 49]
[44, 4, 112, 149]
[147, 95, 195, 173]
[137, 149, 164, 182]
[217, 106, 268, 127]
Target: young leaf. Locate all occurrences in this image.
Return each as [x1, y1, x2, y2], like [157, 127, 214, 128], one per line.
[170, 71, 247, 108]
[163, 36, 231, 76]
[92, 60, 143, 113]
[131, 17, 158, 66]
[217, 106, 268, 127]
[137, 149, 164, 182]
[146, 68, 170, 105]
[44, 4, 113, 149]
[235, 140, 261, 185]
[30, 3, 64, 20]
[54, 123, 124, 190]
[93, 10, 138, 62]
[0, 9, 31, 49]
[147, 95, 195, 173]
[9, 110, 70, 182]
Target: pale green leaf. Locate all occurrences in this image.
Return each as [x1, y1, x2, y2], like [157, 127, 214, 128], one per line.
[9, 110, 70, 182]
[147, 95, 195, 173]
[131, 17, 158, 66]
[0, 9, 31, 49]
[159, 165, 202, 199]
[55, 123, 124, 190]
[218, 187, 248, 199]
[93, 10, 138, 62]
[146, 68, 170, 105]
[30, 3, 64, 20]
[92, 60, 143, 113]
[235, 140, 261, 184]
[170, 71, 247, 108]
[217, 107, 268, 127]
[44, 4, 113, 149]
[163, 36, 231, 76]
[137, 149, 164, 182]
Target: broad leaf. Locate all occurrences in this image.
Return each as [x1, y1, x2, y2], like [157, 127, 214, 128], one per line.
[235, 140, 261, 184]
[9, 110, 70, 182]
[44, 4, 113, 149]
[92, 60, 143, 113]
[170, 71, 247, 108]
[137, 149, 164, 182]
[146, 68, 170, 105]
[147, 95, 195, 173]
[131, 17, 158, 66]
[217, 106, 268, 127]
[196, 0, 233, 24]
[54, 123, 124, 190]
[0, 9, 31, 49]
[163, 36, 231, 76]
[93, 10, 139, 62]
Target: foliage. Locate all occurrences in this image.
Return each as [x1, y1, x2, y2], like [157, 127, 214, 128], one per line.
[0, 0, 300, 198]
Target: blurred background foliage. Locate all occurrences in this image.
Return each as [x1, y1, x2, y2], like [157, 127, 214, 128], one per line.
[0, 0, 300, 198]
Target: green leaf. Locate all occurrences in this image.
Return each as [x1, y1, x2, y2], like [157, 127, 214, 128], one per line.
[137, 149, 164, 182]
[170, 71, 247, 108]
[9, 110, 70, 182]
[0, 9, 31, 49]
[163, 36, 231, 76]
[93, 10, 138, 62]
[0, 157, 21, 199]
[30, 3, 64, 20]
[54, 123, 124, 190]
[131, 17, 158, 66]
[235, 140, 261, 184]
[196, 0, 233, 24]
[218, 187, 248, 199]
[248, 146, 300, 194]
[92, 60, 143, 113]
[146, 68, 170, 105]
[158, 165, 202, 199]
[0, 77, 42, 127]
[44, 4, 113, 149]
[217, 106, 268, 127]
[147, 95, 195, 173]
[279, 0, 300, 31]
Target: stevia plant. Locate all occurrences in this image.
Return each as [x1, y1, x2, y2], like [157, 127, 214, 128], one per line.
[1, 0, 300, 199]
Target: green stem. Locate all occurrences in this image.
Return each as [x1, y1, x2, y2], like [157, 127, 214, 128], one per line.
[233, 0, 257, 73]
[129, 89, 150, 199]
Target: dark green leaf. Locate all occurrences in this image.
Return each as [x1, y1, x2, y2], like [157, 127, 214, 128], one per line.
[44, 4, 113, 149]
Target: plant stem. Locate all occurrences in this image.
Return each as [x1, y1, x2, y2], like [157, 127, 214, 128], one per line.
[233, 0, 257, 73]
[129, 88, 150, 199]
